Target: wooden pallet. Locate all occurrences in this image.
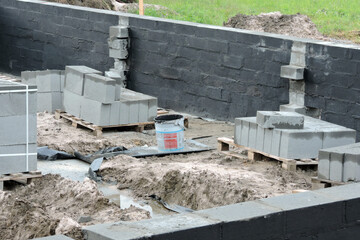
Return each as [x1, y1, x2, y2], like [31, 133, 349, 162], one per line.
[0, 171, 42, 190]
[311, 177, 346, 189]
[55, 109, 189, 137]
[0, 74, 20, 82]
[55, 110, 155, 137]
[217, 137, 318, 171]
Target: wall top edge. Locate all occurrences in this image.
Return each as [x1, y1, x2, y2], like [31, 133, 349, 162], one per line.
[14, 0, 360, 50]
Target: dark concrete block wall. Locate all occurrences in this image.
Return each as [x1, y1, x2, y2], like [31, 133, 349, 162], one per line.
[305, 43, 360, 140]
[127, 18, 292, 119]
[0, 0, 118, 73]
[1, 0, 360, 138]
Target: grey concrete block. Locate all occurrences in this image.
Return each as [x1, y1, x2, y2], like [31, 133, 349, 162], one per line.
[259, 191, 343, 235]
[84, 213, 220, 240]
[0, 114, 37, 145]
[322, 129, 356, 149]
[109, 26, 129, 39]
[290, 51, 306, 67]
[263, 128, 273, 153]
[36, 70, 62, 92]
[109, 48, 129, 59]
[270, 129, 281, 156]
[37, 92, 63, 113]
[248, 119, 258, 149]
[63, 89, 83, 118]
[329, 152, 344, 182]
[280, 65, 304, 80]
[148, 98, 158, 122]
[105, 70, 126, 99]
[108, 39, 128, 50]
[0, 154, 37, 175]
[280, 104, 306, 115]
[60, 70, 65, 92]
[318, 150, 331, 180]
[0, 90, 37, 116]
[256, 111, 304, 129]
[65, 66, 102, 96]
[114, 59, 127, 71]
[128, 101, 139, 124]
[240, 120, 250, 147]
[109, 101, 120, 126]
[138, 99, 149, 123]
[21, 70, 63, 93]
[343, 152, 360, 182]
[234, 118, 242, 145]
[80, 97, 111, 126]
[0, 143, 37, 155]
[279, 130, 323, 159]
[84, 74, 116, 103]
[320, 143, 360, 182]
[197, 201, 284, 240]
[255, 125, 265, 152]
[119, 101, 130, 124]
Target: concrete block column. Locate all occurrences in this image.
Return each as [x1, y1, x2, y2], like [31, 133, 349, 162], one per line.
[280, 42, 320, 117]
[107, 17, 130, 95]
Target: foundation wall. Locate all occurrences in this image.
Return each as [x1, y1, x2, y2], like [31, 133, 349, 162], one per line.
[1, 0, 360, 139]
[0, 0, 118, 72]
[83, 183, 360, 240]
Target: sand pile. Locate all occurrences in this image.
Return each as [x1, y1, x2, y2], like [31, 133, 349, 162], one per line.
[0, 174, 150, 240]
[224, 11, 325, 40]
[99, 153, 313, 210]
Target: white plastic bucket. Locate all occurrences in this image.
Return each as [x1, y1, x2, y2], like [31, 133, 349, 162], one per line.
[155, 114, 185, 152]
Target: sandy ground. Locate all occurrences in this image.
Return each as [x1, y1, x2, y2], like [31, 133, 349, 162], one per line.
[0, 174, 150, 240]
[38, 112, 315, 211]
[37, 112, 157, 154]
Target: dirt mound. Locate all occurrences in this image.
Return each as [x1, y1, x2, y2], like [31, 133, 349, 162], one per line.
[37, 113, 156, 154]
[224, 11, 325, 40]
[46, 0, 113, 10]
[99, 153, 313, 210]
[0, 174, 150, 240]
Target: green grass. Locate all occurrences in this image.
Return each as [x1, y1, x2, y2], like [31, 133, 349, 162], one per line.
[138, 0, 360, 42]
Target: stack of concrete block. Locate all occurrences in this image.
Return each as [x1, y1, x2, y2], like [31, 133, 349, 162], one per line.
[234, 111, 356, 159]
[106, 25, 129, 93]
[21, 70, 64, 113]
[318, 143, 360, 182]
[0, 80, 37, 175]
[63, 66, 157, 126]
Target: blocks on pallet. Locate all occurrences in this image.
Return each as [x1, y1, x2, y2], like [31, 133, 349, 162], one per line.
[234, 112, 356, 159]
[21, 70, 65, 113]
[256, 111, 304, 129]
[0, 80, 37, 175]
[63, 65, 158, 127]
[318, 143, 360, 182]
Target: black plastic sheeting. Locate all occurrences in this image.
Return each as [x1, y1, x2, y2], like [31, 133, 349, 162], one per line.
[74, 146, 127, 164]
[149, 195, 194, 213]
[37, 146, 74, 160]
